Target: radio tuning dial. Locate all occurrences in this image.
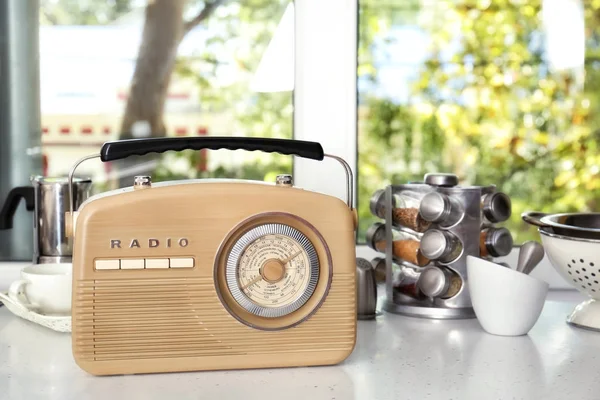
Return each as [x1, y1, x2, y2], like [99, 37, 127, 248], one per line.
[225, 223, 319, 318]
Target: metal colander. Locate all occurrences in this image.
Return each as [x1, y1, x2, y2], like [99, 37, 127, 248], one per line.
[540, 230, 600, 298]
[539, 230, 600, 330]
[524, 212, 600, 330]
[565, 256, 599, 294]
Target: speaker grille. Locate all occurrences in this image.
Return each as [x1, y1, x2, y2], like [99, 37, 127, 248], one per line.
[73, 275, 354, 362]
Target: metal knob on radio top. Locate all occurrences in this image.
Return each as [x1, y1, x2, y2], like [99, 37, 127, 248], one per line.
[367, 172, 513, 319]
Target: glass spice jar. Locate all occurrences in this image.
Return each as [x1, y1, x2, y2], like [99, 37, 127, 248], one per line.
[419, 229, 463, 263]
[480, 227, 513, 257]
[394, 264, 425, 299]
[417, 266, 463, 299]
[480, 186, 512, 225]
[373, 256, 425, 300]
[369, 188, 432, 232]
[419, 191, 464, 227]
[371, 256, 387, 284]
[365, 222, 430, 267]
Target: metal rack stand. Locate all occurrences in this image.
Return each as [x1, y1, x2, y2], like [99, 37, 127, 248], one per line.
[382, 183, 483, 319]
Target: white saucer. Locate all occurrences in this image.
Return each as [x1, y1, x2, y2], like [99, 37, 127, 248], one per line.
[0, 292, 71, 333]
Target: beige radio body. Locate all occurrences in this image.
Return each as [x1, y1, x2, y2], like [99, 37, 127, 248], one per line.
[71, 180, 357, 376]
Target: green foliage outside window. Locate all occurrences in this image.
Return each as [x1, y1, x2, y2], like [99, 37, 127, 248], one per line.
[358, 0, 600, 243]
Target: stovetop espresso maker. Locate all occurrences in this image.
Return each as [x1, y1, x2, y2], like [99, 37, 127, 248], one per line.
[0, 176, 92, 264]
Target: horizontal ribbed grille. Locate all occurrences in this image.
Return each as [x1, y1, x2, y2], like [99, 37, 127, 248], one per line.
[73, 274, 354, 362]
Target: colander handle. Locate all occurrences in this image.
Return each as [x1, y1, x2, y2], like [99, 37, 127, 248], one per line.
[521, 211, 550, 228]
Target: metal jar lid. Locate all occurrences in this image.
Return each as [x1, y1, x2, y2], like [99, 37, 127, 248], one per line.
[484, 227, 514, 257]
[419, 192, 451, 223]
[365, 222, 386, 250]
[370, 256, 386, 283]
[417, 266, 450, 298]
[369, 189, 385, 217]
[420, 229, 454, 260]
[424, 173, 459, 187]
[482, 191, 512, 223]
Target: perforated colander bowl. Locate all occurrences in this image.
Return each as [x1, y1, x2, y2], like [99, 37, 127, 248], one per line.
[540, 229, 600, 331]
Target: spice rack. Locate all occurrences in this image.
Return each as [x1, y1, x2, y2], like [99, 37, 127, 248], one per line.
[368, 173, 513, 319]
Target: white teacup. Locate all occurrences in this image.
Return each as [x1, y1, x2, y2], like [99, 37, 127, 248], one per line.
[8, 263, 72, 316]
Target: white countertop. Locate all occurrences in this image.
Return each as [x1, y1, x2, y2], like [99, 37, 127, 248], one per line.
[1, 287, 599, 400]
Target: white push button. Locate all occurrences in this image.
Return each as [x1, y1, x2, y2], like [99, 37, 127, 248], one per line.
[95, 259, 120, 270]
[145, 258, 169, 269]
[170, 257, 194, 268]
[121, 259, 145, 269]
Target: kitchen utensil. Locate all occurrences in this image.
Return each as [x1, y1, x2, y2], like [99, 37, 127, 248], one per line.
[66, 137, 356, 376]
[356, 257, 377, 320]
[0, 292, 71, 332]
[0, 176, 92, 264]
[516, 241, 545, 275]
[8, 263, 72, 315]
[522, 211, 600, 240]
[467, 256, 548, 336]
[538, 228, 600, 331]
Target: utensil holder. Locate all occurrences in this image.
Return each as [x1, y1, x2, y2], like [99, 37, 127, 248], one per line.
[373, 174, 512, 319]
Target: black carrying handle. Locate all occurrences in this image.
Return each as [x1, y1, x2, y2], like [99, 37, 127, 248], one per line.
[0, 186, 35, 230]
[100, 137, 325, 162]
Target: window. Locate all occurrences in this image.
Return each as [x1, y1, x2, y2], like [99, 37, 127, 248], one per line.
[39, 0, 294, 193]
[357, 0, 599, 244]
[0, 0, 357, 261]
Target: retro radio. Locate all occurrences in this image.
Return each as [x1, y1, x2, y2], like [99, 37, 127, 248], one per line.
[66, 137, 357, 375]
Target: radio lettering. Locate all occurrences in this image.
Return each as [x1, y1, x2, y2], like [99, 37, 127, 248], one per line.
[109, 238, 189, 249]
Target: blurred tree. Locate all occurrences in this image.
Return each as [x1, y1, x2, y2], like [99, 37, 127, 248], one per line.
[156, 0, 293, 180]
[38, 0, 292, 185]
[119, 0, 225, 139]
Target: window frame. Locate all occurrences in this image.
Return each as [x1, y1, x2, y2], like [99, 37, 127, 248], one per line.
[293, 0, 358, 209]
